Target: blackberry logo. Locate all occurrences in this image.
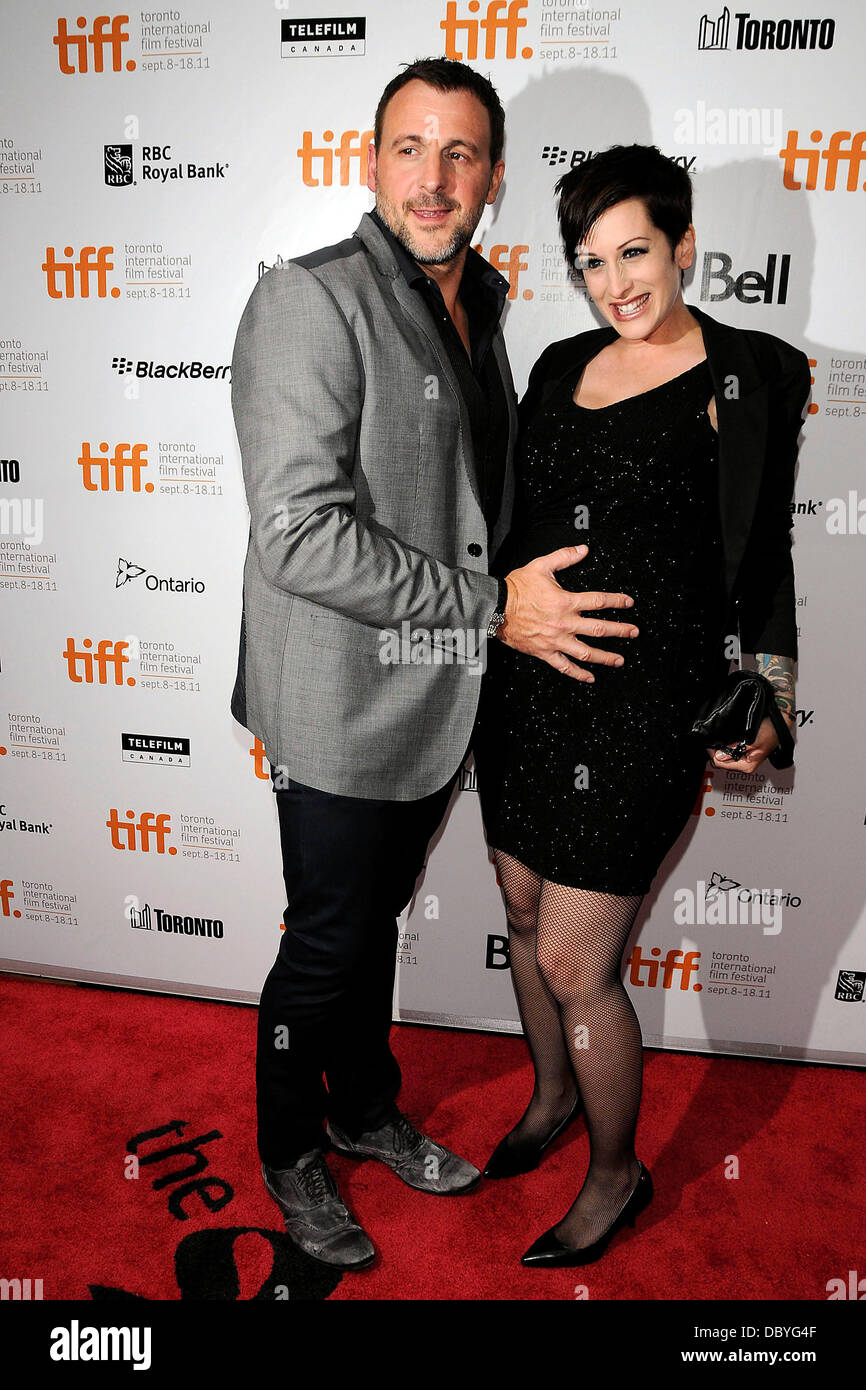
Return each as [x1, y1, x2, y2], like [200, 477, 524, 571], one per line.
[110, 356, 230, 381]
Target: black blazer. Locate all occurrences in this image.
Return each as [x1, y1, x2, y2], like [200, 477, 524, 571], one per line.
[510, 304, 811, 659]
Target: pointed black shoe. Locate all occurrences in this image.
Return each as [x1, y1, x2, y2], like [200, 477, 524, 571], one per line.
[520, 1161, 653, 1267]
[483, 1097, 582, 1179]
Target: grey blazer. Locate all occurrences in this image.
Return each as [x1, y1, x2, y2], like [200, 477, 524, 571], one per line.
[230, 211, 518, 799]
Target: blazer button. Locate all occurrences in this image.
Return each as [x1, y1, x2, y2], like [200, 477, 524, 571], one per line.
[467, 543, 483, 557]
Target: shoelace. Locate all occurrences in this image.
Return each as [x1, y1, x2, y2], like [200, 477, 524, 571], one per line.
[390, 1111, 425, 1156]
[297, 1156, 337, 1206]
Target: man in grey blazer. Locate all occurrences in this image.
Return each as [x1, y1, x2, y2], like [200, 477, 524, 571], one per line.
[230, 57, 637, 1270]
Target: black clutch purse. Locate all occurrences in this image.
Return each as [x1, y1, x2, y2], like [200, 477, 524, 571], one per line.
[690, 669, 794, 769]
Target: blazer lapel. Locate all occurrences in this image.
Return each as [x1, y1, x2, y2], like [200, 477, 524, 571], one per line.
[357, 212, 506, 519]
[691, 306, 767, 596]
[488, 330, 518, 559]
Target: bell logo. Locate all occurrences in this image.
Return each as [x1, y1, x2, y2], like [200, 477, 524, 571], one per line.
[43, 246, 119, 299]
[63, 638, 136, 686]
[78, 442, 152, 492]
[627, 947, 702, 991]
[441, 1, 532, 60]
[474, 244, 531, 300]
[106, 809, 175, 854]
[779, 131, 866, 191]
[53, 15, 134, 73]
[0, 880, 21, 918]
[296, 130, 374, 187]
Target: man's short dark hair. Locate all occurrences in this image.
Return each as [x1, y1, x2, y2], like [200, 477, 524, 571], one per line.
[374, 57, 505, 168]
[556, 144, 693, 274]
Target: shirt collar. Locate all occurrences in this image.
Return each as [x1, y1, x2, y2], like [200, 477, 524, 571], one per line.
[367, 206, 509, 320]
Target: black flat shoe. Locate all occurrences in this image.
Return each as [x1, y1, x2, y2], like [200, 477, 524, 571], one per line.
[483, 1096, 581, 1179]
[520, 1160, 653, 1267]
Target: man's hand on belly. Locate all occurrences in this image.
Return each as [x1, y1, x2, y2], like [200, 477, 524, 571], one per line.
[499, 544, 639, 683]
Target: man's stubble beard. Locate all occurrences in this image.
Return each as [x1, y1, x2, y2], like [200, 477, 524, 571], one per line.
[374, 188, 491, 267]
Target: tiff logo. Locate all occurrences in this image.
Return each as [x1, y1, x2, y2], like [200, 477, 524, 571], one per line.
[780, 131, 866, 191]
[43, 246, 119, 299]
[53, 15, 134, 73]
[106, 809, 175, 854]
[296, 129, 374, 187]
[441, 1, 531, 61]
[474, 243, 530, 300]
[0, 880, 21, 918]
[626, 947, 702, 990]
[78, 442, 152, 492]
[63, 638, 135, 686]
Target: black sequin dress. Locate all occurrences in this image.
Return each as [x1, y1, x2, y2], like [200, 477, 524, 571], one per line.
[473, 358, 731, 896]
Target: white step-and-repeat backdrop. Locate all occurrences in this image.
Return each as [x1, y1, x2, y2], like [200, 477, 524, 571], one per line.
[2, 1, 864, 1065]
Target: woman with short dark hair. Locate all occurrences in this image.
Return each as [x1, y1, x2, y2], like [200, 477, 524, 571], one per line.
[473, 143, 809, 1267]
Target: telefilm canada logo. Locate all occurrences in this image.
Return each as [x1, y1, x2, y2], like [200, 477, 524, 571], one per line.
[121, 733, 191, 768]
[111, 356, 230, 382]
[280, 16, 367, 56]
[698, 7, 835, 50]
[115, 556, 206, 595]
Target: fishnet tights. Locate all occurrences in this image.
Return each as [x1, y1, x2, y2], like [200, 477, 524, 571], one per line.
[494, 847, 645, 1249]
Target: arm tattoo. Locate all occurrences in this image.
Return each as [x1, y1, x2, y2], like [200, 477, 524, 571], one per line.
[756, 653, 796, 721]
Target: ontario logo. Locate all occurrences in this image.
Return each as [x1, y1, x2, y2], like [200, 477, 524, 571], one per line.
[115, 557, 206, 594]
[672, 872, 802, 935]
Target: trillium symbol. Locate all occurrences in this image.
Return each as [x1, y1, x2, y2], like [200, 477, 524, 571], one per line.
[116, 557, 146, 588]
[705, 870, 741, 901]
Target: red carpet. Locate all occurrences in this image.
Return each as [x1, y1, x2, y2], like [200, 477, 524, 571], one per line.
[1, 974, 864, 1302]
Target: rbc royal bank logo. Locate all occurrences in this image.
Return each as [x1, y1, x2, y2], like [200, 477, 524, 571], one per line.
[104, 144, 133, 186]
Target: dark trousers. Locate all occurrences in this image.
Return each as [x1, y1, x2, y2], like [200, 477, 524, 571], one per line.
[256, 764, 461, 1168]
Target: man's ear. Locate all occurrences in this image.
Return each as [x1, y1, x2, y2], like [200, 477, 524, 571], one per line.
[366, 140, 377, 194]
[486, 159, 506, 205]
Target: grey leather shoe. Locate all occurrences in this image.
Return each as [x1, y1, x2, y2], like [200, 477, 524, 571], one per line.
[326, 1108, 481, 1195]
[261, 1148, 376, 1269]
